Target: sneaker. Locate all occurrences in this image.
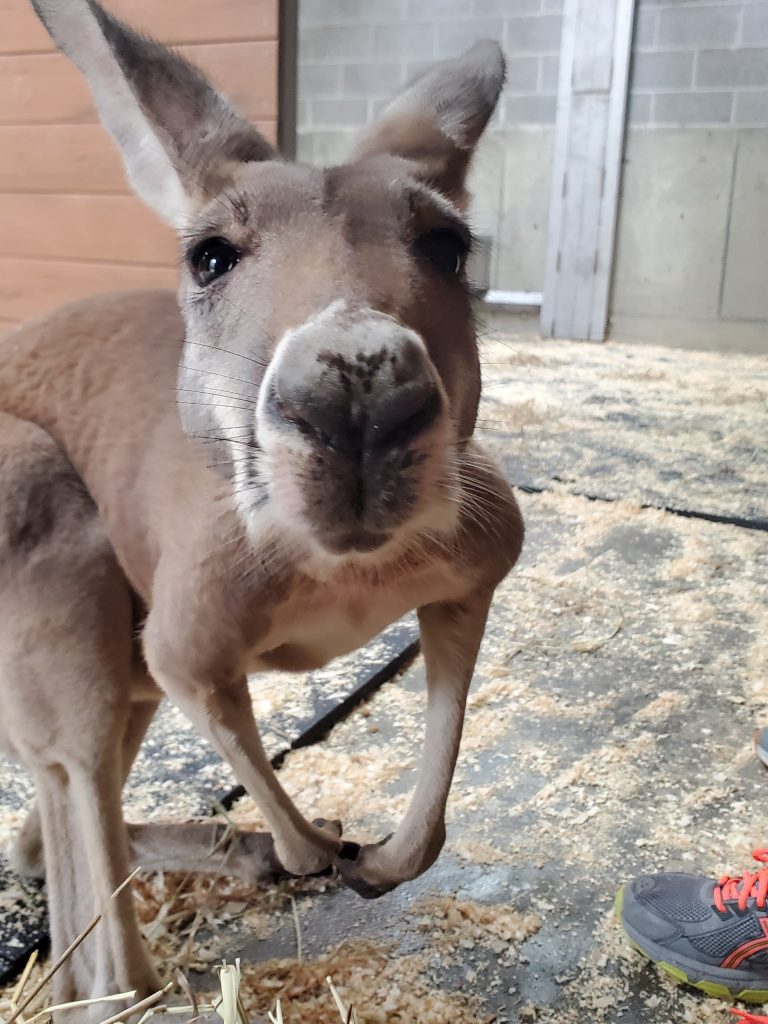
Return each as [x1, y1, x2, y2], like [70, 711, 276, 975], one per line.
[616, 850, 768, 1002]
[754, 728, 768, 769]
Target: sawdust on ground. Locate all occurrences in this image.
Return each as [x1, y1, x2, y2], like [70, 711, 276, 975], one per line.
[1, 337, 766, 1023]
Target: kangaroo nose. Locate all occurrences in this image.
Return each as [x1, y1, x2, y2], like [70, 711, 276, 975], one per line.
[274, 340, 442, 453]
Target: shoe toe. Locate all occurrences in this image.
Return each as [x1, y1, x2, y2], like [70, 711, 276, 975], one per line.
[754, 727, 768, 767]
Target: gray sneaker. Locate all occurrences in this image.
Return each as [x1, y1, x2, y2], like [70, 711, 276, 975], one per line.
[616, 850, 768, 1002]
[754, 728, 768, 770]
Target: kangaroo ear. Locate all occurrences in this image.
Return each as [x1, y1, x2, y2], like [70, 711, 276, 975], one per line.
[31, 0, 277, 228]
[353, 41, 505, 208]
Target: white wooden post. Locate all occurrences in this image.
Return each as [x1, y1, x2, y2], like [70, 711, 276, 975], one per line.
[540, 0, 636, 341]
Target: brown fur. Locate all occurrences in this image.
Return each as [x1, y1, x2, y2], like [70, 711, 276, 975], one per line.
[0, 4, 522, 1018]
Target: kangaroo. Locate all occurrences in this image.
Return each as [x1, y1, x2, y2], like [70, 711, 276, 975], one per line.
[0, 0, 523, 1017]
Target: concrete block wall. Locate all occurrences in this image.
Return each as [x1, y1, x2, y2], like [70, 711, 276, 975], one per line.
[297, 0, 768, 348]
[629, 0, 768, 127]
[297, 0, 560, 295]
[613, 1, 768, 348]
[298, 0, 563, 135]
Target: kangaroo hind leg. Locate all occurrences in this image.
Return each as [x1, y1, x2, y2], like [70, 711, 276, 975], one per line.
[0, 414, 159, 1019]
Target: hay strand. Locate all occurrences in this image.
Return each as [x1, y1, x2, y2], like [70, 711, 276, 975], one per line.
[173, 969, 198, 1018]
[325, 977, 358, 1024]
[267, 1000, 284, 1024]
[24, 990, 136, 1023]
[10, 949, 38, 1013]
[96, 982, 173, 1024]
[213, 960, 248, 1024]
[290, 898, 302, 965]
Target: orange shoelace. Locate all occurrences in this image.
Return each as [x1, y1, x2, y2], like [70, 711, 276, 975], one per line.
[714, 850, 768, 913]
[731, 1012, 768, 1023]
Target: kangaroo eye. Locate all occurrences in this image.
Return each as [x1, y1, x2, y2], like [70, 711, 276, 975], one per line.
[189, 237, 241, 286]
[415, 228, 470, 278]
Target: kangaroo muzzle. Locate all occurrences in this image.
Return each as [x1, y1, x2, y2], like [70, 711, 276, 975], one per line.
[259, 304, 449, 556]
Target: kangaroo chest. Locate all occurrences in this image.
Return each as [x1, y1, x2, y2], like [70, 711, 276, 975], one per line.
[246, 560, 456, 674]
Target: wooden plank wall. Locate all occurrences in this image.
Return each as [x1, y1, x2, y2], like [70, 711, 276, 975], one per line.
[0, 0, 279, 329]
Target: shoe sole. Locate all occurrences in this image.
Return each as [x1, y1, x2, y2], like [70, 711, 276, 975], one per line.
[615, 885, 768, 1004]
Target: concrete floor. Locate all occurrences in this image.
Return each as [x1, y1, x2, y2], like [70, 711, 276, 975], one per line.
[212, 483, 767, 1024]
[1, 336, 767, 1022]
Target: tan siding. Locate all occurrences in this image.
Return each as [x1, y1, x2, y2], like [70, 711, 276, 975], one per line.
[0, 42, 277, 125]
[0, 195, 178, 264]
[0, 257, 178, 321]
[0, 121, 277, 194]
[0, 125, 127, 193]
[1, 0, 278, 54]
[0, 0, 279, 322]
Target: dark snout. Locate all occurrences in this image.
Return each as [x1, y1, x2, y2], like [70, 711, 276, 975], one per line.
[273, 337, 441, 456]
[265, 313, 447, 555]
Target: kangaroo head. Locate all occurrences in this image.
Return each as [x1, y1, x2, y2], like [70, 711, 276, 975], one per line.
[33, 0, 505, 563]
